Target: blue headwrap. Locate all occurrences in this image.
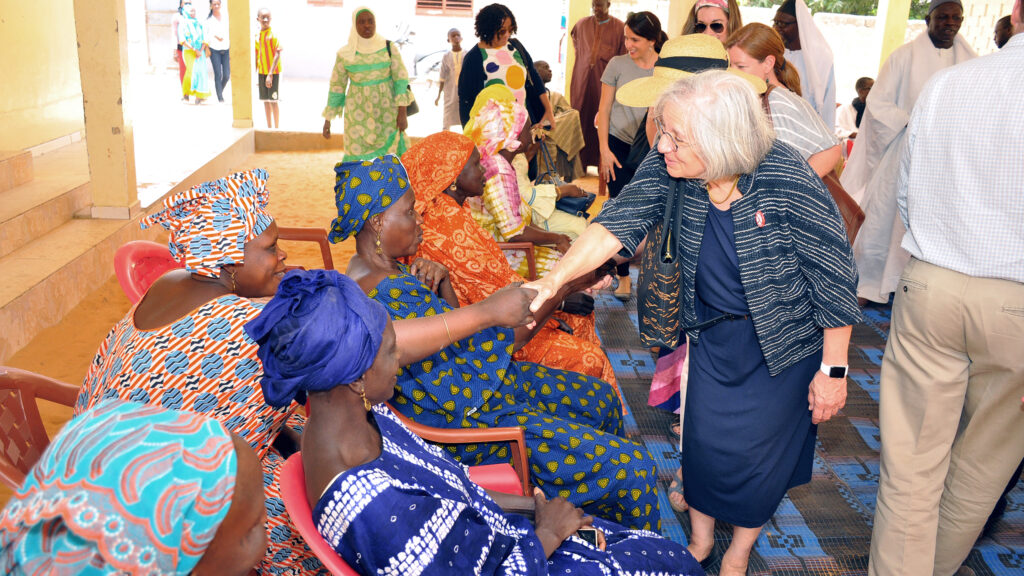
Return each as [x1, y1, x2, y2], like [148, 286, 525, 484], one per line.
[244, 269, 390, 407]
[0, 399, 237, 575]
[327, 155, 410, 244]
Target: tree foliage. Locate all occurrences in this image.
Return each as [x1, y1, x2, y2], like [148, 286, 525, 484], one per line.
[743, 0, 932, 20]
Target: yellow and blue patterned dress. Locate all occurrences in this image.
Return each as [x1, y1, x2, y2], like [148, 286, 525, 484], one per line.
[370, 270, 660, 531]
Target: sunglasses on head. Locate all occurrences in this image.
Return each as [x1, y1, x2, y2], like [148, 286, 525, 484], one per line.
[627, 11, 656, 28]
[695, 21, 726, 34]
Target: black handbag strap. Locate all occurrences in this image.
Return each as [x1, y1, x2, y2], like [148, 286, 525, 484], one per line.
[658, 180, 683, 264]
[536, 131, 563, 186]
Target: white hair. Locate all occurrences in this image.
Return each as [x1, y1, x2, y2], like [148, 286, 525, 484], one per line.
[653, 70, 775, 182]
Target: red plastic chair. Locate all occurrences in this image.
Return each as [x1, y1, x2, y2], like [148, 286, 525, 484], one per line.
[114, 228, 335, 304]
[114, 240, 181, 304]
[280, 453, 361, 575]
[497, 242, 538, 281]
[0, 367, 81, 489]
[280, 453, 524, 576]
[386, 402, 531, 496]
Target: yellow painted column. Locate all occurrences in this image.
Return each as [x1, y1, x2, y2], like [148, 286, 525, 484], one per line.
[564, 0, 591, 101]
[229, 0, 253, 128]
[668, 0, 697, 39]
[875, 0, 913, 68]
[72, 0, 138, 219]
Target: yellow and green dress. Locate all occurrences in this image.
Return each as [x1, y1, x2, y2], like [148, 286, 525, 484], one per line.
[370, 268, 660, 531]
[322, 45, 414, 161]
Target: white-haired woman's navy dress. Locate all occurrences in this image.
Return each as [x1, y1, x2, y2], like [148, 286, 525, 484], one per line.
[683, 206, 821, 527]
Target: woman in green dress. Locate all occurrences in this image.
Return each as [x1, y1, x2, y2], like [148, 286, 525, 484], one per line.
[321, 7, 413, 160]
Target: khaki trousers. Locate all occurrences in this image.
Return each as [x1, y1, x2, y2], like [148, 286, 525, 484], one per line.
[869, 258, 1024, 576]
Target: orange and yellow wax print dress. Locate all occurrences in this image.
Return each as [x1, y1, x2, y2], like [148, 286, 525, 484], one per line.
[402, 131, 618, 394]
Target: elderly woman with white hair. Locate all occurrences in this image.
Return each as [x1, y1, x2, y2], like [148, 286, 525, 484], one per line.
[526, 70, 860, 576]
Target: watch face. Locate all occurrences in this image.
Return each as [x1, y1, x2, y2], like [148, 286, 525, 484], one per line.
[828, 366, 847, 378]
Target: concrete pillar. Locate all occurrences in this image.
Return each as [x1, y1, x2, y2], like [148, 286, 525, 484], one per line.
[875, 0, 913, 68]
[668, 0, 697, 39]
[563, 0, 591, 101]
[72, 0, 138, 219]
[229, 0, 253, 128]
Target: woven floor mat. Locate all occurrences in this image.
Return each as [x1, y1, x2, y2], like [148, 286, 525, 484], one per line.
[592, 278, 1023, 576]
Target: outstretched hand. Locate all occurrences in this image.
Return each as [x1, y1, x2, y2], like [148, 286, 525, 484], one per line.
[484, 283, 537, 328]
[523, 276, 561, 317]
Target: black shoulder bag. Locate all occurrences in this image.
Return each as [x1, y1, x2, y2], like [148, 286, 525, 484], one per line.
[635, 178, 685, 349]
[386, 40, 419, 116]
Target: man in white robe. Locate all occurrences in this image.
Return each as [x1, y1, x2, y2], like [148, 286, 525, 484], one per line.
[774, 0, 836, 128]
[840, 0, 976, 304]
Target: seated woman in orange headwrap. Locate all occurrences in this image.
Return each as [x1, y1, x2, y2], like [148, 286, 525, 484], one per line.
[401, 130, 618, 391]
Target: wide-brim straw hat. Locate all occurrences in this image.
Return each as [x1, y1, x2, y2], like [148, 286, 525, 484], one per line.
[616, 34, 767, 108]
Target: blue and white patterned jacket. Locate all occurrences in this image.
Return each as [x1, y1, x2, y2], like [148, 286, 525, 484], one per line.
[595, 142, 861, 376]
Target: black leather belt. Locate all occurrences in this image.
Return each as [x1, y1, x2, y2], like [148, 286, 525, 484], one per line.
[683, 312, 749, 332]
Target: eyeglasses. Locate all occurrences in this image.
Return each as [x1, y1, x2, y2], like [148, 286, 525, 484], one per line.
[653, 117, 690, 153]
[695, 21, 726, 34]
[772, 19, 797, 29]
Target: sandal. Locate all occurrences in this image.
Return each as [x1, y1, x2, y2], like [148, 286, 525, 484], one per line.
[667, 467, 688, 513]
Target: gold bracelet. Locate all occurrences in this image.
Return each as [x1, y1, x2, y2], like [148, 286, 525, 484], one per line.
[441, 315, 454, 349]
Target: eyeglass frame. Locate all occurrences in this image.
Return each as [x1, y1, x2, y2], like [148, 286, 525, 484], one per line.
[653, 117, 691, 153]
[694, 21, 726, 34]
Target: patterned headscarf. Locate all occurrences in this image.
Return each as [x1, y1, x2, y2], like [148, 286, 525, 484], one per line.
[402, 132, 476, 210]
[245, 269, 390, 407]
[464, 84, 528, 158]
[0, 399, 237, 575]
[328, 155, 410, 243]
[141, 169, 273, 278]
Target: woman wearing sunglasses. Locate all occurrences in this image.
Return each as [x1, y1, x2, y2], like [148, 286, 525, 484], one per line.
[681, 0, 743, 43]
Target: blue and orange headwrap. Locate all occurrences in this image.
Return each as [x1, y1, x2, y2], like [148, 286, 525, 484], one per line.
[245, 269, 390, 407]
[0, 399, 237, 575]
[141, 169, 273, 278]
[328, 155, 410, 243]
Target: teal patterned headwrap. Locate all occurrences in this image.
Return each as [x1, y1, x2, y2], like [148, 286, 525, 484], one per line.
[0, 399, 237, 575]
[328, 155, 410, 243]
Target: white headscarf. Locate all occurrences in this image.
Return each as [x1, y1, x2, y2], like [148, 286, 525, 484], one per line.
[339, 7, 387, 59]
[792, 0, 835, 126]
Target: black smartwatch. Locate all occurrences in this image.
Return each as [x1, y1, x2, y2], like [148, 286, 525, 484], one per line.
[820, 363, 848, 379]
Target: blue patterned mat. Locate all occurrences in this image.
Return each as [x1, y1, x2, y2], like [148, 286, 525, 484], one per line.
[593, 285, 1023, 575]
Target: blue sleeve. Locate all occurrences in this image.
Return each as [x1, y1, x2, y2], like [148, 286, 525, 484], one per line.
[592, 148, 671, 257]
[778, 146, 862, 328]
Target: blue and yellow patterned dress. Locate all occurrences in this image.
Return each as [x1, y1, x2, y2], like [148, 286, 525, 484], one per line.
[370, 270, 660, 530]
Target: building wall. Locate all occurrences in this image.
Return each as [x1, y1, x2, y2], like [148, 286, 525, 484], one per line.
[0, 0, 85, 151]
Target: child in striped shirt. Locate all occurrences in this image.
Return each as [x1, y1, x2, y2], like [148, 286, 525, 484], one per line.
[255, 7, 282, 128]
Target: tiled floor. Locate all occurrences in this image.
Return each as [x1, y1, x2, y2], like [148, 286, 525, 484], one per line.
[597, 282, 1024, 576]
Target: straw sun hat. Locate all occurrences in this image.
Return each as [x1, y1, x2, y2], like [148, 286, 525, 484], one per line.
[616, 34, 767, 108]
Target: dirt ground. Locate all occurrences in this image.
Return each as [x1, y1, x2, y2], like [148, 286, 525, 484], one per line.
[3, 149, 601, 503]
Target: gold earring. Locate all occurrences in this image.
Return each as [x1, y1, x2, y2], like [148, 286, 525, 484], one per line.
[375, 231, 383, 255]
[449, 182, 458, 192]
[228, 268, 237, 292]
[360, 390, 372, 411]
